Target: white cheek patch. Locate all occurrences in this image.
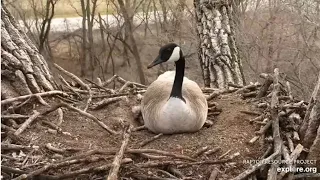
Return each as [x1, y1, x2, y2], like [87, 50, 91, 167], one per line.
[167, 47, 180, 62]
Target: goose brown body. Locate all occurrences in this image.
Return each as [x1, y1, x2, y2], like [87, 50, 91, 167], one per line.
[141, 71, 208, 134]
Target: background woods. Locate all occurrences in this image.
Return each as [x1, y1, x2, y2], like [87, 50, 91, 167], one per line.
[4, 0, 319, 99]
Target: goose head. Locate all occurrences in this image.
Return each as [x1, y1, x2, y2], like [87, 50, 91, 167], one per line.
[148, 43, 182, 69]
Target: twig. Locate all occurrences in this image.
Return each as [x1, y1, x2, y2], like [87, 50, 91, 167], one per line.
[228, 83, 243, 88]
[209, 167, 219, 180]
[60, 102, 117, 134]
[268, 68, 282, 180]
[42, 120, 62, 133]
[167, 166, 184, 178]
[102, 75, 118, 87]
[1, 114, 30, 119]
[1, 165, 56, 179]
[45, 143, 82, 154]
[235, 84, 259, 94]
[1, 91, 67, 106]
[92, 96, 127, 110]
[1, 143, 33, 151]
[256, 75, 273, 98]
[132, 125, 146, 131]
[1, 123, 16, 132]
[293, 173, 320, 179]
[157, 169, 178, 179]
[107, 126, 132, 180]
[14, 110, 41, 136]
[12, 156, 109, 180]
[206, 91, 220, 101]
[218, 150, 231, 159]
[249, 136, 260, 144]
[130, 173, 177, 180]
[85, 78, 115, 94]
[127, 149, 195, 161]
[56, 108, 64, 126]
[204, 147, 221, 156]
[255, 120, 272, 135]
[192, 146, 209, 158]
[139, 133, 163, 147]
[285, 133, 294, 152]
[231, 151, 280, 180]
[136, 159, 232, 168]
[286, 81, 293, 101]
[242, 91, 258, 98]
[54, 63, 92, 112]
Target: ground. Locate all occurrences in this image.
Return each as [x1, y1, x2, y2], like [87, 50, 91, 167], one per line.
[2, 90, 265, 179]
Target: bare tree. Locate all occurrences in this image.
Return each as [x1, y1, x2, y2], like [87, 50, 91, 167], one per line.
[194, 0, 245, 88]
[117, 0, 146, 84]
[1, 6, 57, 99]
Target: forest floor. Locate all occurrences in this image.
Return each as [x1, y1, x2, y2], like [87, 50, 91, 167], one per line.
[2, 86, 266, 179]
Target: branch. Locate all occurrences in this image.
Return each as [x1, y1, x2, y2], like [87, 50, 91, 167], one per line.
[107, 126, 132, 180]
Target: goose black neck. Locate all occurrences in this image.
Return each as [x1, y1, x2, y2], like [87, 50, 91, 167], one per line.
[170, 57, 185, 101]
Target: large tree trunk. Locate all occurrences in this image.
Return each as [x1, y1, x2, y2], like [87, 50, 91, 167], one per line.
[1, 6, 57, 99]
[194, 0, 245, 88]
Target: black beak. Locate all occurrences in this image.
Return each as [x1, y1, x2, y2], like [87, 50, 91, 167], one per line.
[147, 55, 163, 69]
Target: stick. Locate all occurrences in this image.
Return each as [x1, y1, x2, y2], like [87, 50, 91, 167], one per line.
[293, 173, 320, 179]
[285, 133, 294, 152]
[14, 110, 41, 136]
[139, 133, 163, 147]
[1, 143, 33, 151]
[12, 156, 108, 180]
[255, 121, 272, 135]
[286, 81, 293, 101]
[102, 75, 118, 87]
[1, 91, 67, 106]
[218, 150, 231, 159]
[206, 91, 220, 101]
[132, 125, 146, 131]
[45, 143, 82, 154]
[242, 91, 258, 98]
[1, 165, 56, 179]
[204, 147, 221, 155]
[231, 151, 280, 180]
[1, 123, 16, 132]
[136, 159, 232, 168]
[56, 108, 64, 126]
[268, 68, 282, 180]
[127, 149, 195, 161]
[256, 76, 273, 98]
[235, 84, 259, 94]
[107, 126, 131, 180]
[60, 102, 117, 134]
[167, 166, 184, 178]
[1, 114, 30, 119]
[92, 96, 127, 110]
[192, 146, 209, 158]
[85, 78, 115, 94]
[209, 167, 219, 180]
[54, 63, 92, 112]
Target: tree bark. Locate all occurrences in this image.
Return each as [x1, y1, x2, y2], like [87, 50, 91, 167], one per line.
[1, 6, 57, 99]
[194, 0, 245, 88]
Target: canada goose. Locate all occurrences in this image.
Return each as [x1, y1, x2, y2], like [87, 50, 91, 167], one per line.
[141, 43, 208, 134]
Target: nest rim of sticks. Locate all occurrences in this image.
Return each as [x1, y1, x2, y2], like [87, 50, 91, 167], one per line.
[1, 66, 319, 180]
